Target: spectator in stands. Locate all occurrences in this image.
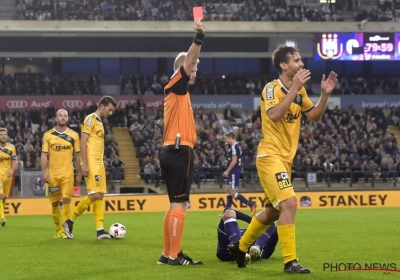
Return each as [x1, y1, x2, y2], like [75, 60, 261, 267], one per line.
[15, 0, 27, 19]
[129, 120, 141, 137]
[24, 159, 33, 169]
[223, 105, 236, 121]
[143, 158, 155, 185]
[24, 139, 34, 154]
[201, 159, 211, 183]
[111, 155, 125, 181]
[151, 79, 162, 94]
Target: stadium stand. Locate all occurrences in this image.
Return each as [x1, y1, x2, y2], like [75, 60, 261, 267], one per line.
[0, 73, 101, 96]
[12, 0, 400, 22]
[2, 71, 400, 96]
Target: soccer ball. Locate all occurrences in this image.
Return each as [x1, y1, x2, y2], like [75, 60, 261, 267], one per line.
[109, 223, 126, 239]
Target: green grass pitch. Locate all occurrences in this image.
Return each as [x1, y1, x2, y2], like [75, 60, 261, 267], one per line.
[1, 208, 399, 280]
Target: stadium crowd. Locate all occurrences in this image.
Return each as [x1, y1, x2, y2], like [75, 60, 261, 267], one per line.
[13, 0, 400, 22]
[2, 71, 400, 96]
[121, 73, 400, 96]
[0, 72, 101, 96]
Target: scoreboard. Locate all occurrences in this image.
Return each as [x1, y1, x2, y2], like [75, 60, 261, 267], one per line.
[314, 32, 400, 61]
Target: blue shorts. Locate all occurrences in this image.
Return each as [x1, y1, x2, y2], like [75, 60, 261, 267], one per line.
[216, 220, 235, 261]
[226, 171, 241, 190]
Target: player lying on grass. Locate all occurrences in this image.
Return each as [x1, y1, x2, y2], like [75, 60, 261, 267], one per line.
[217, 209, 278, 263]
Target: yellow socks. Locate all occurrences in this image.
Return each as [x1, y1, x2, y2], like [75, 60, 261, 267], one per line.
[52, 205, 61, 230]
[71, 196, 92, 221]
[0, 199, 4, 220]
[239, 218, 269, 252]
[93, 200, 104, 230]
[62, 203, 71, 223]
[277, 224, 297, 264]
[68, 197, 104, 230]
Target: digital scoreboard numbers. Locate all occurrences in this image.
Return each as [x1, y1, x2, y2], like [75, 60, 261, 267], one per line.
[314, 33, 400, 61]
[363, 33, 394, 60]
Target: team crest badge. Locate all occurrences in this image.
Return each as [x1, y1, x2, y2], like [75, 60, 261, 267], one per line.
[296, 95, 302, 104]
[266, 86, 274, 100]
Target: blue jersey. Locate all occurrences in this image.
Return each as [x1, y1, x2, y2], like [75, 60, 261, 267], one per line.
[227, 142, 242, 173]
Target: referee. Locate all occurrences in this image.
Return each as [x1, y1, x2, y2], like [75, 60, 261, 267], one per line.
[157, 19, 205, 266]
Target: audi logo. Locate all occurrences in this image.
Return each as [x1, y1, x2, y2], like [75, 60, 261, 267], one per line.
[7, 100, 27, 109]
[62, 100, 83, 108]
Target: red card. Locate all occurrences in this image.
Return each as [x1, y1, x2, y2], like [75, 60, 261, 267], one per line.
[193, 6, 203, 20]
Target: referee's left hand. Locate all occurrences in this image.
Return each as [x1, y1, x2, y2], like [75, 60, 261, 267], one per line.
[193, 18, 205, 34]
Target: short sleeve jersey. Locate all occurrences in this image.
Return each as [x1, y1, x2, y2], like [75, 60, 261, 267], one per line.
[42, 128, 80, 176]
[81, 113, 104, 164]
[0, 143, 17, 174]
[227, 142, 242, 172]
[257, 79, 314, 163]
[163, 66, 197, 148]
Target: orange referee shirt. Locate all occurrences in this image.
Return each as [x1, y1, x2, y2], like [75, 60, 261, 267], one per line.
[163, 66, 197, 149]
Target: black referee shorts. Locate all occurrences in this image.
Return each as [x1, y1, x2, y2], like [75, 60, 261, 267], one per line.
[160, 145, 194, 203]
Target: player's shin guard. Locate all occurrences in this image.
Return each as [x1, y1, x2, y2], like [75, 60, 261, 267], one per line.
[93, 200, 104, 230]
[169, 208, 186, 259]
[162, 209, 172, 256]
[239, 218, 268, 253]
[277, 224, 297, 264]
[62, 203, 71, 223]
[52, 205, 61, 230]
[71, 196, 92, 221]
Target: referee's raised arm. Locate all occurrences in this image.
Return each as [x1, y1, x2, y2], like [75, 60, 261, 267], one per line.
[183, 19, 205, 77]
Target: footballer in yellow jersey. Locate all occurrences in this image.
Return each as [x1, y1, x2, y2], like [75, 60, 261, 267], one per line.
[41, 109, 81, 238]
[63, 96, 117, 240]
[231, 46, 338, 273]
[81, 112, 105, 175]
[0, 128, 18, 226]
[257, 78, 314, 163]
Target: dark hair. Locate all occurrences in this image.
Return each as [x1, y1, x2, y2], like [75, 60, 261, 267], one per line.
[99, 95, 117, 108]
[225, 132, 235, 139]
[272, 46, 299, 74]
